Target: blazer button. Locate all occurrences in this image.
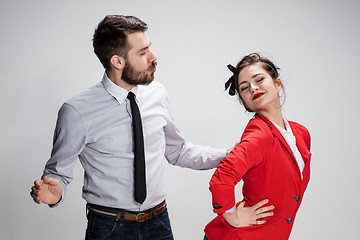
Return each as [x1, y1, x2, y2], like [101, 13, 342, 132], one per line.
[295, 196, 301, 202]
[287, 218, 293, 223]
[213, 204, 221, 209]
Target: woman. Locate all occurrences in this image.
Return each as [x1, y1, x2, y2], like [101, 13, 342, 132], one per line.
[204, 53, 311, 239]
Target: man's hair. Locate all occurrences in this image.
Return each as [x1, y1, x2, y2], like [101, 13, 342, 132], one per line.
[92, 15, 148, 70]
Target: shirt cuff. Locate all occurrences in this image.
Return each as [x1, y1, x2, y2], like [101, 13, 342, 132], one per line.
[225, 204, 236, 213]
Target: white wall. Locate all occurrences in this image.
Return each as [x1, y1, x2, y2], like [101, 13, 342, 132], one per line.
[1, 0, 359, 239]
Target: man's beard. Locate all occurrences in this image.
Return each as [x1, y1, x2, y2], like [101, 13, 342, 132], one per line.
[122, 61, 157, 86]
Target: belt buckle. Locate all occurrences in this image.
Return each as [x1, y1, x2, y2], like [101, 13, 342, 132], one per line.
[136, 212, 146, 222]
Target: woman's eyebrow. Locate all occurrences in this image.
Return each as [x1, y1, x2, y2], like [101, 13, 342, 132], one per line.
[252, 73, 264, 78]
[239, 73, 264, 85]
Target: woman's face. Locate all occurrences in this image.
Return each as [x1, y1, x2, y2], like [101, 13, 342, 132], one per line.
[238, 62, 282, 114]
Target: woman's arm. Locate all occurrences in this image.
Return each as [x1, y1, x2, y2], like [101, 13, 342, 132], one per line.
[209, 118, 273, 214]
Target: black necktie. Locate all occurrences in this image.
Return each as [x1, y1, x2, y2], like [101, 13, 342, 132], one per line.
[127, 92, 146, 204]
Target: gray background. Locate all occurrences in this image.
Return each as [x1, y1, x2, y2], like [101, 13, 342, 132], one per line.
[1, 0, 359, 239]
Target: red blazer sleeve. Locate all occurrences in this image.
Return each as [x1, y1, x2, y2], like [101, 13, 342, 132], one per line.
[209, 117, 273, 214]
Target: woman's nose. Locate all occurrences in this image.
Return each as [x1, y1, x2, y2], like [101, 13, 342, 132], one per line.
[250, 83, 258, 93]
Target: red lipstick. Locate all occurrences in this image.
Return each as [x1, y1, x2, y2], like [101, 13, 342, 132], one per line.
[252, 92, 264, 100]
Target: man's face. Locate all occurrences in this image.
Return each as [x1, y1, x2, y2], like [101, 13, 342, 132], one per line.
[121, 32, 157, 86]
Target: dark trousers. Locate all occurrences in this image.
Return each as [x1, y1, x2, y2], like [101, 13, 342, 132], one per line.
[85, 204, 173, 240]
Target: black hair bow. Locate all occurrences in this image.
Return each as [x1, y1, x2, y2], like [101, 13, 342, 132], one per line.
[225, 64, 236, 96]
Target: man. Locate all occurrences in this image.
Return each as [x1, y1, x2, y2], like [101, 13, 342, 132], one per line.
[30, 15, 227, 240]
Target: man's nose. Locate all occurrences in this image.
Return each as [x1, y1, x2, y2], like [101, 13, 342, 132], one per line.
[148, 49, 157, 62]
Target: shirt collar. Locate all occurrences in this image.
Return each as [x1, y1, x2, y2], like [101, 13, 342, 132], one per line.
[102, 73, 140, 104]
[271, 117, 293, 136]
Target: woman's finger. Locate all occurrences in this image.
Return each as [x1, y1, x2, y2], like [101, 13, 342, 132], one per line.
[256, 212, 274, 220]
[249, 220, 267, 225]
[255, 205, 274, 214]
[252, 199, 269, 209]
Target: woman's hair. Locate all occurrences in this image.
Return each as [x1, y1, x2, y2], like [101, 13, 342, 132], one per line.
[92, 15, 148, 70]
[225, 53, 284, 112]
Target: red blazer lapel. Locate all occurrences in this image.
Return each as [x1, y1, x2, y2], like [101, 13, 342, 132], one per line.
[256, 114, 297, 163]
[288, 121, 312, 188]
[288, 122, 311, 166]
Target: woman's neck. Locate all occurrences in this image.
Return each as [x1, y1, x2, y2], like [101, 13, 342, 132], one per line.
[257, 109, 285, 130]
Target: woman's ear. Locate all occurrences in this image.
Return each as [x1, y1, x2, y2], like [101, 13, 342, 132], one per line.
[110, 55, 125, 70]
[275, 77, 282, 93]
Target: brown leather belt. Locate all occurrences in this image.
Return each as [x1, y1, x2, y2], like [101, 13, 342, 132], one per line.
[88, 201, 166, 222]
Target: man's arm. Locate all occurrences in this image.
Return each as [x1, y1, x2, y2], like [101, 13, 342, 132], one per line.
[160, 87, 227, 169]
[31, 103, 87, 206]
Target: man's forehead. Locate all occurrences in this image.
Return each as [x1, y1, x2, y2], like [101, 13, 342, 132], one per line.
[127, 32, 151, 51]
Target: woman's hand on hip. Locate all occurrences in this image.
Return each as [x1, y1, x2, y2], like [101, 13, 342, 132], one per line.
[223, 199, 274, 228]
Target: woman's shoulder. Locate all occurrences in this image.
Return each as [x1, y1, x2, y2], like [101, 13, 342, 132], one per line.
[288, 121, 310, 137]
[289, 120, 311, 149]
[246, 115, 273, 134]
[241, 115, 273, 143]
[229, 115, 274, 166]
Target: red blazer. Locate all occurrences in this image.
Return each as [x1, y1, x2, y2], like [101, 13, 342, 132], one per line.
[205, 114, 311, 240]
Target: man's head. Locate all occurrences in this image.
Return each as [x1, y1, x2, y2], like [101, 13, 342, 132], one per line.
[93, 15, 148, 70]
[93, 15, 157, 86]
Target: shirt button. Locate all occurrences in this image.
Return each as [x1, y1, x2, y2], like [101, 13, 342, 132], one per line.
[295, 196, 301, 202]
[287, 218, 293, 223]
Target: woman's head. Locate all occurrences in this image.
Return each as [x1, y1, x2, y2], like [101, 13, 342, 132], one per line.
[225, 53, 284, 113]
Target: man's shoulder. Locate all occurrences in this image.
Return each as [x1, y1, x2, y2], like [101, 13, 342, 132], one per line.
[138, 81, 168, 98]
[141, 81, 166, 91]
[65, 82, 106, 109]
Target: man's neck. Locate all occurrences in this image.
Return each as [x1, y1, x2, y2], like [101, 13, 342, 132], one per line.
[106, 70, 134, 91]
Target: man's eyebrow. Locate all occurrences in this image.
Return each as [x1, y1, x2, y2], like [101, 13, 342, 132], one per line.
[137, 42, 152, 53]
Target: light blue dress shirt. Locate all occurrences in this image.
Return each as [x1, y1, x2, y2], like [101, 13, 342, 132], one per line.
[43, 73, 226, 211]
